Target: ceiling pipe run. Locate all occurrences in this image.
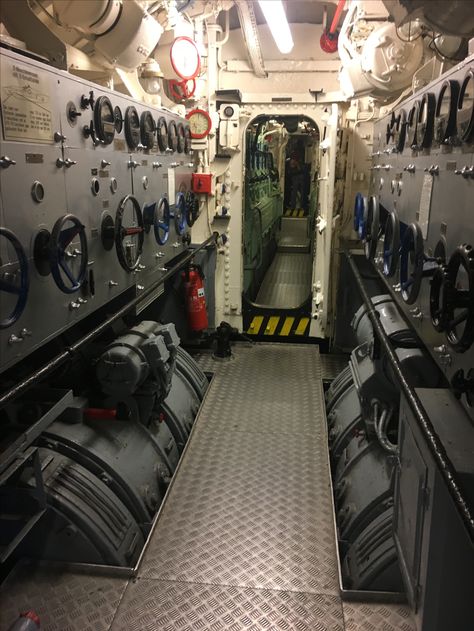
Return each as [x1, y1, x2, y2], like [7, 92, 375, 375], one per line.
[320, 0, 346, 53]
[234, 0, 267, 78]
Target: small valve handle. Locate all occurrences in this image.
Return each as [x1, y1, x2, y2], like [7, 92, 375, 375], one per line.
[0, 228, 29, 329]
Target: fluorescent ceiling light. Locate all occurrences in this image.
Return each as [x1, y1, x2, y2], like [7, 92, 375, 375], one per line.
[258, 0, 294, 54]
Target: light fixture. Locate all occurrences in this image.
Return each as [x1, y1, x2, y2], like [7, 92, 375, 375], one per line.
[258, 0, 294, 54]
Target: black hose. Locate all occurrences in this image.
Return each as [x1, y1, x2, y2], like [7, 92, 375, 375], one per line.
[345, 250, 474, 541]
[0, 234, 218, 408]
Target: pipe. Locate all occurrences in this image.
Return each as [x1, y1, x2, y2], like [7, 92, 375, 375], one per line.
[345, 251, 474, 541]
[0, 235, 219, 409]
[329, 0, 346, 35]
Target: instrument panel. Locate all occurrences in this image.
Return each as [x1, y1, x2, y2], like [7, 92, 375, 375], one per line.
[356, 54, 474, 419]
[0, 48, 197, 374]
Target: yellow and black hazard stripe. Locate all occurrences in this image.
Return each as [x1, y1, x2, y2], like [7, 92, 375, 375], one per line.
[246, 314, 311, 337]
[283, 209, 306, 218]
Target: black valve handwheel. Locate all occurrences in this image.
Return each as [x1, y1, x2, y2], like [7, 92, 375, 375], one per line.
[175, 192, 187, 235]
[185, 191, 199, 227]
[157, 117, 168, 153]
[406, 101, 420, 149]
[94, 95, 115, 145]
[49, 214, 88, 294]
[124, 106, 140, 151]
[143, 197, 170, 246]
[383, 210, 400, 277]
[353, 192, 364, 232]
[417, 92, 436, 149]
[443, 244, 474, 352]
[430, 265, 450, 332]
[168, 120, 178, 153]
[399, 222, 439, 304]
[394, 108, 407, 153]
[458, 69, 474, 143]
[184, 125, 192, 154]
[435, 80, 460, 144]
[177, 123, 186, 153]
[364, 196, 380, 261]
[115, 195, 144, 272]
[0, 227, 29, 329]
[140, 110, 156, 149]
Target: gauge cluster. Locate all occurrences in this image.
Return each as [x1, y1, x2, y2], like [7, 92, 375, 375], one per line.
[0, 48, 196, 374]
[357, 54, 474, 417]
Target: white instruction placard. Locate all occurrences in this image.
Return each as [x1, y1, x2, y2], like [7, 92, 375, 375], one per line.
[167, 167, 176, 202]
[418, 173, 433, 239]
[0, 57, 53, 143]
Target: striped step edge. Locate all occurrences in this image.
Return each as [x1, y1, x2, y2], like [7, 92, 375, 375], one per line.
[246, 314, 311, 337]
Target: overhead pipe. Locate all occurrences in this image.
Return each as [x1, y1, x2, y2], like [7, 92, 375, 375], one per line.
[320, 0, 346, 53]
[234, 0, 266, 78]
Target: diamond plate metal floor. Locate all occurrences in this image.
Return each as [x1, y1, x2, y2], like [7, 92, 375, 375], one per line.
[255, 253, 312, 308]
[320, 353, 350, 381]
[0, 344, 415, 631]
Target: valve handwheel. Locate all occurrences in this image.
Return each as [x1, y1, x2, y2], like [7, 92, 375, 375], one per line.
[115, 195, 144, 272]
[364, 196, 380, 261]
[143, 197, 170, 246]
[0, 227, 29, 328]
[50, 214, 88, 294]
[430, 265, 450, 332]
[399, 222, 439, 304]
[175, 192, 187, 235]
[353, 192, 364, 232]
[185, 191, 199, 227]
[383, 211, 400, 277]
[443, 244, 474, 352]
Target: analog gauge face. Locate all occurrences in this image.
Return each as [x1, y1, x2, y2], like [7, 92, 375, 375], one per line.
[140, 110, 156, 149]
[186, 108, 212, 139]
[417, 92, 436, 148]
[406, 101, 420, 149]
[124, 106, 140, 150]
[184, 125, 192, 154]
[168, 120, 178, 152]
[176, 122, 185, 153]
[458, 69, 474, 143]
[170, 37, 201, 80]
[94, 96, 115, 145]
[157, 116, 168, 152]
[114, 105, 123, 133]
[435, 80, 460, 144]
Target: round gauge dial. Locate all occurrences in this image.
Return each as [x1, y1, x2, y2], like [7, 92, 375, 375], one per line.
[184, 125, 192, 154]
[176, 122, 185, 153]
[114, 105, 123, 133]
[458, 69, 474, 143]
[170, 36, 201, 80]
[186, 108, 212, 139]
[93, 96, 115, 145]
[168, 120, 178, 152]
[140, 110, 156, 149]
[406, 101, 420, 150]
[124, 106, 140, 150]
[417, 92, 436, 149]
[157, 116, 168, 152]
[435, 80, 460, 144]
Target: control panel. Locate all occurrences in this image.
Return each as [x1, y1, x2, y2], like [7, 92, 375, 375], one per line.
[0, 48, 197, 373]
[356, 54, 474, 419]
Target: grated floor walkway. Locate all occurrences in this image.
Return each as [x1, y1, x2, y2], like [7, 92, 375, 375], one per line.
[255, 253, 312, 308]
[0, 344, 415, 631]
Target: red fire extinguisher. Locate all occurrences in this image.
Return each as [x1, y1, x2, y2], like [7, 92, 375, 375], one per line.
[182, 265, 209, 332]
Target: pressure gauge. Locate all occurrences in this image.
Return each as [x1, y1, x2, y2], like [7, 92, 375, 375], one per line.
[156, 36, 201, 81]
[186, 108, 212, 139]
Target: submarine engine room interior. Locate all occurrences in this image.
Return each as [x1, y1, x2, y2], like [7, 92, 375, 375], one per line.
[0, 1, 473, 629]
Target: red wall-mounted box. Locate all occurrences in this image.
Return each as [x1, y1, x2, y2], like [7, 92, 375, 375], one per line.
[192, 173, 213, 194]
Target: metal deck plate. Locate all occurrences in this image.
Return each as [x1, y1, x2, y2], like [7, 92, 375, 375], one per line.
[342, 601, 415, 631]
[0, 562, 128, 631]
[255, 253, 312, 308]
[320, 354, 349, 381]
[111, 580, 345, 631]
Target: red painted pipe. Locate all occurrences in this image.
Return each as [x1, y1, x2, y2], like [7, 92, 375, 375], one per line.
[329, 0, 346, 35]
[320, 0, 346, 53]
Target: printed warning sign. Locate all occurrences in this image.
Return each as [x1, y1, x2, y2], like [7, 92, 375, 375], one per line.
[1, 57, 53, 143]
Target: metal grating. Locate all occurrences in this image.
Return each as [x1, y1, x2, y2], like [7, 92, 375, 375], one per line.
[255, 253, 312, 308]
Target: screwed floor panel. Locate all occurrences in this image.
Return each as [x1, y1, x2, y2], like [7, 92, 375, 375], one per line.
[0, 562, 128, 631]
[255, 253, 312, 308]
[320, 354, 350, 381]
[111, 580, 345, 631]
